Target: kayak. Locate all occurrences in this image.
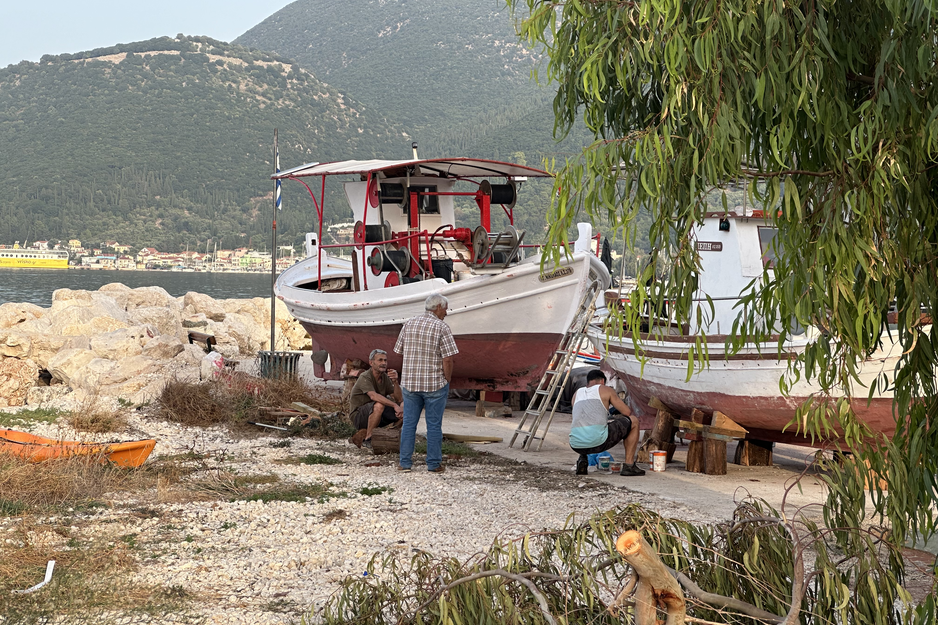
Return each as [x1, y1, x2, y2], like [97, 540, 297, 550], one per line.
[0, 429, 156, 468]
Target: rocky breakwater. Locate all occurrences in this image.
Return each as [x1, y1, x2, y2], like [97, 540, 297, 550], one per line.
[0, 284, 309, 408]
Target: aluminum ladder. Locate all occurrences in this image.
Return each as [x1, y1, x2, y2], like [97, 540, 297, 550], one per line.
[508, 280, 602, 451]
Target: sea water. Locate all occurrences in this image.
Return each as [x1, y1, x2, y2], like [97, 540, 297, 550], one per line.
[0, 269, 274, 307]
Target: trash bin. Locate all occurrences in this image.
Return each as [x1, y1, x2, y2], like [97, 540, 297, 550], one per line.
[257, 350, 301, 381]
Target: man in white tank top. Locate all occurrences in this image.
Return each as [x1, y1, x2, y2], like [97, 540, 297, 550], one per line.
[569, 369, 644, 476]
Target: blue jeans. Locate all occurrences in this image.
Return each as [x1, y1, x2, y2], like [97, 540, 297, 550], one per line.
[399, 384, 449, 470]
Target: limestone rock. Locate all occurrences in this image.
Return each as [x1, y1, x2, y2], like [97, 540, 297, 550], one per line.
[175, 343, 208, 367]
[143, 335, 185, 360]
[90, 326, 154, 360]
[97, 283, 132, 309]
[26, 385, 72, 407]
[210, 312, 267, 355]
[48, 297, 130, 336]
[51, 288, 95, 305]
[98, 355, 162, 386]
[0, 329, 77, 369]
[68, 357, 119, 390]
[48, 348, 98, 385]
[0, 329, 31, 359]
[183, 292, 226, 322]
[0, 302, 46, 329]
[0, 358, 39, 407]
[130, 306, 183, 338]
[182, 313, 210, 329]
[125, 286, 178, 311]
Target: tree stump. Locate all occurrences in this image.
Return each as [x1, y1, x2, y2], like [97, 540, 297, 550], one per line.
[734, 440, 773, 466]
[370, 427, 401, 455]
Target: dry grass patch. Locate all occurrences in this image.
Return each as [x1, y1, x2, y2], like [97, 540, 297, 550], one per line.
[183, 469, 338, 504]
[0, 454, 130, 515]
[65, 391, 130, 433]
[0, 523, 198, 623]
[156, 374, 347, 435]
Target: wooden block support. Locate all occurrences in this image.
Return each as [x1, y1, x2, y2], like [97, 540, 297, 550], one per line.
[686, 441, 705, 473]
[734, 440, 773, 466]
[639, 397, 677, 464]
[687, 439, 728, 475]
[704, 438, 727, 475]
[507, 391, 523, 411]
[370, 427, 400, 455]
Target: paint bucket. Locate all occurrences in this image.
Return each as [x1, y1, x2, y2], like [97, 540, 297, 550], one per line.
[598, 457, 611, 472]
[651, 450, 667, 472]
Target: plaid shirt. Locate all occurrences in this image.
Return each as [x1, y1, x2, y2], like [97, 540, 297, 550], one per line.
[394, 311, 459, 392]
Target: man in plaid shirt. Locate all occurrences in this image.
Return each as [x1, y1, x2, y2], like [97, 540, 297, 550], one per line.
[395, 293, 459, 473]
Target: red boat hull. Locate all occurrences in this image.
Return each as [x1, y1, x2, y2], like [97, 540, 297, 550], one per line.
[302, 322, 562, 391]
[620, 373, 897, 447]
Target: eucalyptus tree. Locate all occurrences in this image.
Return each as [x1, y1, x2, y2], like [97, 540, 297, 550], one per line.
[506, 0, 937, 565]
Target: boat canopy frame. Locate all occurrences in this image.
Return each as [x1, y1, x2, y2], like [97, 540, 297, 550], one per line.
[273, 158, 555, 292]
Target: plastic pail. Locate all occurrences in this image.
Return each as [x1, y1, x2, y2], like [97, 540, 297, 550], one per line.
[651, 450, 667, 472]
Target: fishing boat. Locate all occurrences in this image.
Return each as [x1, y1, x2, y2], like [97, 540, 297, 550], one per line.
[590, 209, 903, 446]
[273, 157, 611, 391]
[0, 429, 156, 468]
[0, 248, 69, 269]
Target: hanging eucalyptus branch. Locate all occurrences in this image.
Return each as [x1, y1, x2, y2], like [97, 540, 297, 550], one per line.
[506, 0, 938, 548]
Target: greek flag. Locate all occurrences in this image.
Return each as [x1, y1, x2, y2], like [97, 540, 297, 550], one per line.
[275, 145, 282, 210]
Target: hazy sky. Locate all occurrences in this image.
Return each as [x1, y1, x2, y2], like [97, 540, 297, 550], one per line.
[0, 0, 295, 69]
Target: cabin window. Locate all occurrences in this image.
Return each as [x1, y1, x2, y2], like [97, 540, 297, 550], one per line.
[410, 185, 439, 214]
[758, 227, 778, 268]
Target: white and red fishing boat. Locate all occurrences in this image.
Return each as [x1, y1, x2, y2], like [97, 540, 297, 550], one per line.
[591, 209, 904, 446]
[273, 157, 610, 391]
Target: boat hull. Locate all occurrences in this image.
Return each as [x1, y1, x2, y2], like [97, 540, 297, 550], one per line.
[0, 429, 156, 468]
[279, 252, 610, 391]
[591, 329, 900, 446]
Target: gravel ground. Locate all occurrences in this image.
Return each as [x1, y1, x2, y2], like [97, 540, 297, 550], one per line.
[4, 403, 723, 625]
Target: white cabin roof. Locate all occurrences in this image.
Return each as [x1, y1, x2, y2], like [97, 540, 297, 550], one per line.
[273, 158, 551, 180]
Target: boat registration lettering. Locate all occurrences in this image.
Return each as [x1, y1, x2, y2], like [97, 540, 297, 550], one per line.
[696, 241, 723, 252]
[539, 267, 574, 282]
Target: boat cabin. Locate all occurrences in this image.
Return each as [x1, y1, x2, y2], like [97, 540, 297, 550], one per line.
[273, 158, 554, 292]
[692, 209, 778, 335]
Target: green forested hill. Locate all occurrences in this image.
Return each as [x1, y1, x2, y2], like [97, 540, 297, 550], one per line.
[233, 0, 591, 159]
[0, 36, 404, 250]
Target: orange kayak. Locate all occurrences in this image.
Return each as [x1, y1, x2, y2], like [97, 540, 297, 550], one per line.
[0, 429, 156, 468]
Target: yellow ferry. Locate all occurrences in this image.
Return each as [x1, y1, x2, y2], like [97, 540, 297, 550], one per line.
[0, 249, 70, 269]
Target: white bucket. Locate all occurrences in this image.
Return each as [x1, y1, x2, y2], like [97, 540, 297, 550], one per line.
[651, 450, 667, 472]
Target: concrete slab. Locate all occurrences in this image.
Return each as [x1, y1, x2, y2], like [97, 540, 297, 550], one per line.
[436, 400, 830, 522]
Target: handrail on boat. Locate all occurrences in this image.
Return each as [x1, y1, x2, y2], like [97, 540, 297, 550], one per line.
[519, 232, 603, 256]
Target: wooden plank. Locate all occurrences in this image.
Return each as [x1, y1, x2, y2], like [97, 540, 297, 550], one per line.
[673, 420, 746, 439]
[712, 410, 748, 434]
[648, 396, 673, 412]
[443, 433, 503, 443]
[290, 402, 322, 418]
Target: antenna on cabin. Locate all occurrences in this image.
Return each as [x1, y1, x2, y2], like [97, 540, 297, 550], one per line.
[412, 142, 419, 159]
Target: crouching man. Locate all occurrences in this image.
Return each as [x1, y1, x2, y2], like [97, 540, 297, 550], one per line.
[349, 349, 403, 449]
[570, 369, 644, 476]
